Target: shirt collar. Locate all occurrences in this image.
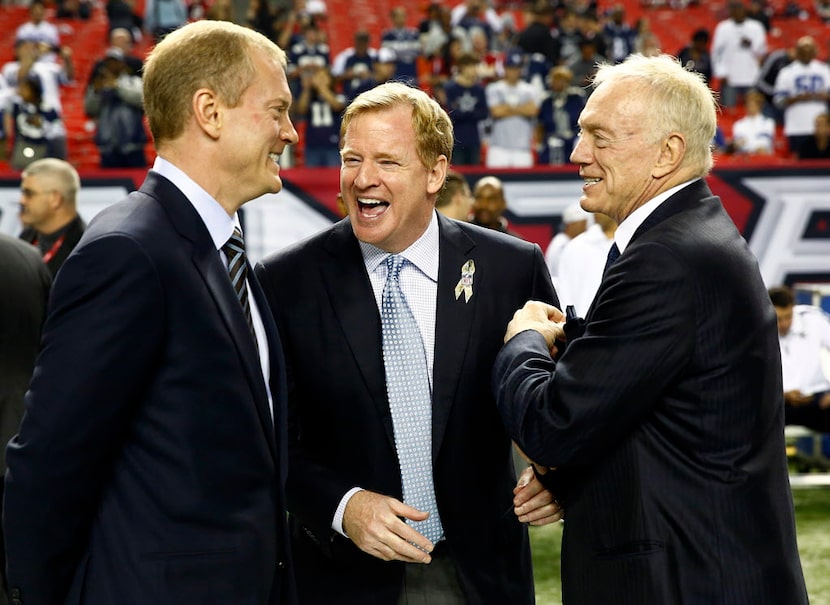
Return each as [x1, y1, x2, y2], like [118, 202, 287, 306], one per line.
[359, 210, 440, 282]
[152, 156, 240, 251]
[614, 178, 699, 253]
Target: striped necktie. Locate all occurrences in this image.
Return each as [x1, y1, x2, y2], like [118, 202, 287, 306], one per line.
[222, 227, 258, 347]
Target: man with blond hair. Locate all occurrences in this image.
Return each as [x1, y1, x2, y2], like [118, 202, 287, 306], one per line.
[4, 20, 299, 604]
[494, 54, 808, 603]
[256, 82, 561, 605]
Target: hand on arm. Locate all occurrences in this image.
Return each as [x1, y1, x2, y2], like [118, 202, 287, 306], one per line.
[513, 466, 564, 526]
[342, 490, 435, 564]
[784, 389, 813, 407]
[504, 300, 566, 347]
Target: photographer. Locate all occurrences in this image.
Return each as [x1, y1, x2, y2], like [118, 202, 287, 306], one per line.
[84, 47, 147, 168]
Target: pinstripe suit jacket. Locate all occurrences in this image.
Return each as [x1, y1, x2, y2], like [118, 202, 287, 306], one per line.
[494, 180, 808, 604]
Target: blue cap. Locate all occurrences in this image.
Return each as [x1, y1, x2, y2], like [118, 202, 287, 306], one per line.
[505, 51, 524, 68]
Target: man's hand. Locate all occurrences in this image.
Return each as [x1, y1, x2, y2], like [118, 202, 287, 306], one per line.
[342, 490, 434, 564]
[785, 390, 813, 407]
[504, 300, 566, 346]
[513, 466, 564, 526]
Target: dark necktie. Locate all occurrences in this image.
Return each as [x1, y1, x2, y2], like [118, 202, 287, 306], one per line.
[380, 254, 444, 544]
[222, 227, 258, 348]
[603, 242, 621, 276]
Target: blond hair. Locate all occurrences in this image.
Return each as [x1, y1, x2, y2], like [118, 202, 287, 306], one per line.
[143, 20, 287, 145]
[340, 82, 453, 169]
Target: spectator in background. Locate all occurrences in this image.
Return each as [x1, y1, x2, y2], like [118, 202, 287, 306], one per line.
[332, 30, 378, 98]
[516, 1, 560, 68]
[84, 47, 147, 168]
[816, 0, 830, 22]
[544, 201, 590, 285]
[105, 0, 144, 44]
[382, 6, 420, 85]
[602, 4, 636, 63]
[730, 89, 775, 154]
[536, 64, 585, 165]
[418, 2, 452, 60]
[5, 76, 65, 169]
[798, 112, 830, 159]
[556, 10, 582, 66]
[677, 28, 712, 85]
[2, 39, 74, 129]
[286, 20, 331, 98]
[88, 27, 144, 84]
[568, 36, 604, 93]
[774, 35, 830, 154]
[756, 45, 793, 124]
[471, 175, 522, 237]
[556, 212, 616, 316]
[435, 169, 473, 221]
[711, 0, 767, 108]
[17, 158, 85, 277]
[296, 64, 345, 167]
[485, 50, 539, 168]
[57, 0, 93, 19]
[144, 0, 187, 42]
[15, 1, 60, 62]
[441, 52, 488, 166]
[769, 285, 830, 434]
[451, 0, 500, 49]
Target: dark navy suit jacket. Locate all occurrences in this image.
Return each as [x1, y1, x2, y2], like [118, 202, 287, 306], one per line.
[4, 172, 295, 605]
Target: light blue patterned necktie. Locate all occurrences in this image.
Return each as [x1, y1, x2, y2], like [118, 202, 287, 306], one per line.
[381, 254, 444, 545]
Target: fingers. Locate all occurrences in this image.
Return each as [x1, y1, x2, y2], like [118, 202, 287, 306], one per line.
[342, 491, 434, 564]
[513, 471, 565, 525]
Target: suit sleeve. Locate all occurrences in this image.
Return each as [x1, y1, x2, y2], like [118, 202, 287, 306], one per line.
[494, 240, 695, 468]
[3, 234, 164, 604]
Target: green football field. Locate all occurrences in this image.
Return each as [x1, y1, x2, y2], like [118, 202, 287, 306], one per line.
[530, 487, 830, 604]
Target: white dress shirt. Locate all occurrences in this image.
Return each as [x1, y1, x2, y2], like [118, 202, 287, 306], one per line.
[152, 157, 273, 418]
[332, 211, 441, 535]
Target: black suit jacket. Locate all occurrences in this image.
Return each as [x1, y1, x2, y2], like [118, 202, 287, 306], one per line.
[495, 180, 808, 604]
[0, 235, 51, 605]
[20, 214, 86, 278]
[256, 213, 558, 605]
[4, 172, 295, 605]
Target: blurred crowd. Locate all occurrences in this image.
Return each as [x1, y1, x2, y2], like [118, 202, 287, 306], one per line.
[1, 0, 829, 171]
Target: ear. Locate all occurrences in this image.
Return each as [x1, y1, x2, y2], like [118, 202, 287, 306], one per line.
[652, 133, 685, 179]
[192, 87, 222, 140]
[426, 155, 449, 196]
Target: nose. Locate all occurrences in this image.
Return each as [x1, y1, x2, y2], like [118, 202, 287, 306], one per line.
[570, 133, 589, 165]
[352, 160, 379, 190]
[281, 116, 299, 145]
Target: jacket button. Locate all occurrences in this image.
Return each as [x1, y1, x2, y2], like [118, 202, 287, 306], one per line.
[277, 560, 285, 569]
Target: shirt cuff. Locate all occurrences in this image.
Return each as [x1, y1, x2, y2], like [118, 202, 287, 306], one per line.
[332, 487, 364, 537]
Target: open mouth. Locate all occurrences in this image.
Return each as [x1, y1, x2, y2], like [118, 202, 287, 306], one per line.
[357, 197, 389, 218]
[268, 153, 281, 165]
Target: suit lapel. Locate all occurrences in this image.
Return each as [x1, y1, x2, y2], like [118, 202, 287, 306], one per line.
[321, 221, 396, 448]
[432, 216, 477, 459]
[140, 172, 276, 458]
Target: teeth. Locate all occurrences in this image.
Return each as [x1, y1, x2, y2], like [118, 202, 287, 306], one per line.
[584, 178, 601, 184]
[358, 198, 384, 206]
[269, 153, 280, 164]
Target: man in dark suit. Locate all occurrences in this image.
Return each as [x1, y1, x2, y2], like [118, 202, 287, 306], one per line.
[3, 21, 299, 605]
[256, 82, 562, 605]
[493, 54, 808, 604]
[0, 234, 51, 605]
[17, 158, 85, 277]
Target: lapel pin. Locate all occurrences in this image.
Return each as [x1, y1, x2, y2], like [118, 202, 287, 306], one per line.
[454, 259, 475, 303]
